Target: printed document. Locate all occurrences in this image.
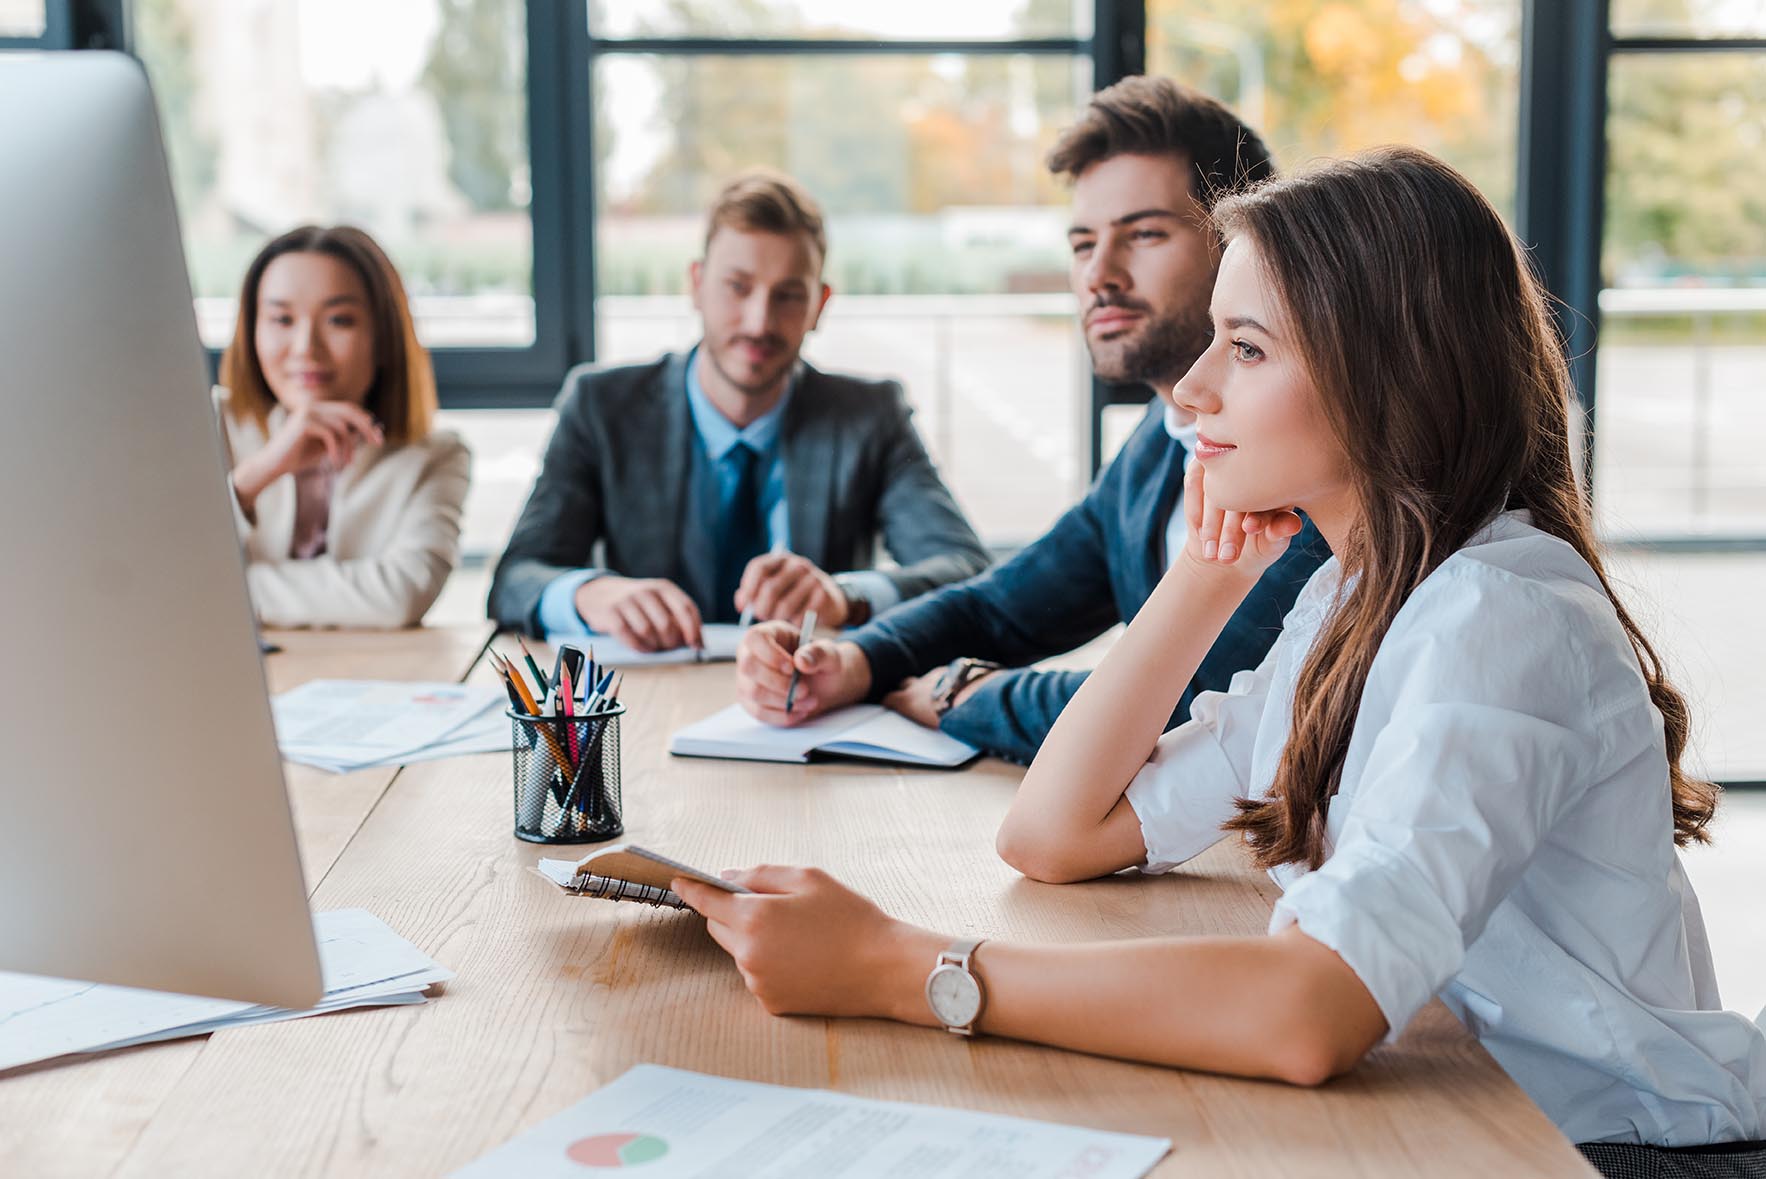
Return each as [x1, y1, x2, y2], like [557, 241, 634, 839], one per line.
[451, 1064, 1170, 1178]
[0, 909, 451, 1072]
[273, 680, 509, 772]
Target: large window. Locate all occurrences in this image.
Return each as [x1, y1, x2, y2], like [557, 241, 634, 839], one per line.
[1610, 0, 1766, 37]
[588, 0, 1092, 40]
[1145, 0, 1520, 214]
[1596, 49, 1766, 540]
[0, 0, 44, 37]
[134, 0, 534, 350]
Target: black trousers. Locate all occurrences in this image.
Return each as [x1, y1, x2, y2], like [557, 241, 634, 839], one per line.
[1578, 1140, 1766, 1179]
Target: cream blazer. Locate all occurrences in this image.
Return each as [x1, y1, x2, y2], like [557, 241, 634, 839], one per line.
[216, 389, 471, 628]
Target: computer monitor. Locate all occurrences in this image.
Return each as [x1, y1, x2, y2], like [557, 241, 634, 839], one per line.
[0, 53, 322, 1009]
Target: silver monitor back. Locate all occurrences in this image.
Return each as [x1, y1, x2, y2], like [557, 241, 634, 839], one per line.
[0, 53, 321, 1009]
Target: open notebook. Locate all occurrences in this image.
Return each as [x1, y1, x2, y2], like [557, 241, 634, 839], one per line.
[670, 704, 979, 769]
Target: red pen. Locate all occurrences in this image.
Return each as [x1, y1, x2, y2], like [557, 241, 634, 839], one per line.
[559, 662, 580, 762]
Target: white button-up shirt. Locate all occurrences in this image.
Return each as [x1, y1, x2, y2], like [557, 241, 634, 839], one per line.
[1125, 511, 1766, 1145]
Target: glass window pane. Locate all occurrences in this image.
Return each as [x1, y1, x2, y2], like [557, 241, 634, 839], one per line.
[594, 52, 1091, 544]
[433, 408, 552, 562]
[133, 0, 533, 349]
[1597, 53, 1766, 540]
[0, 0, 45, 37]
[588, 0, 1090, 41]
[1146, 0, 1521, 218]
[1612, 0, 1766, 38]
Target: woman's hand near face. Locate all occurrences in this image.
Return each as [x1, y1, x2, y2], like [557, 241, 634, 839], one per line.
[230, 400, 384, 516]
[671, 867, 943, 1022]
[1179, 457, 1303, 579]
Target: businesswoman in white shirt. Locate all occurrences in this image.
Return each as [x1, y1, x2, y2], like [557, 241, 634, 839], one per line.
[217, 225, 470, 628]
[673, 148, 1766, 1173]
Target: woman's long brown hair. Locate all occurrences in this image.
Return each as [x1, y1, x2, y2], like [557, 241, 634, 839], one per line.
[220, 225, 436, 446]
[1214, 147, 1716, 870]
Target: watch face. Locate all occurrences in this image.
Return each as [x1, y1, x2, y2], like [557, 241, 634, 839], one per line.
[926, 963, 982, 1028]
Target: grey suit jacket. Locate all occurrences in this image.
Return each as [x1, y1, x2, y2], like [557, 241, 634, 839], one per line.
[488, 351, 989, 634]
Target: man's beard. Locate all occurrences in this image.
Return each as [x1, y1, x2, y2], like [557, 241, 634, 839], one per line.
[1086, 301, 1211, 388]
[708, 334, 798, 397]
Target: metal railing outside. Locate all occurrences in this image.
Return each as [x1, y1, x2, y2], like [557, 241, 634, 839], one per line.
[1597, 287, 1766, 545]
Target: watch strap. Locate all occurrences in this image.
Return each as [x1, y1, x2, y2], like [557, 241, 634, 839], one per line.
[932, 659, 1003, 718]
[938, 936, 985, 969]
[833, 574, 873, 627]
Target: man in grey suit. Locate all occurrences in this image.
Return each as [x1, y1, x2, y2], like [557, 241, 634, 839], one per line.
[489, 170, 988, 651]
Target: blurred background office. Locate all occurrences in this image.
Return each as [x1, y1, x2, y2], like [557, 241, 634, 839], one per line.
[3, 0, 1762, 991]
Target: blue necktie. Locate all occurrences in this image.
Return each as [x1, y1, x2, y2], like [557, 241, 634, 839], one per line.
[713, 441, 767, 622]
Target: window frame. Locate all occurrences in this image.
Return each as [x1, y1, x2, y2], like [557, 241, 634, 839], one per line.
[1523, 0, 1766, 543]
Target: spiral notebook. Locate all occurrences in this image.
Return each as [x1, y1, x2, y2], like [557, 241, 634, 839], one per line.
[535, 844, 751, 910]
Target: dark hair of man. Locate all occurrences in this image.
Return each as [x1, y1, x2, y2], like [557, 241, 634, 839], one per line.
[702, 168, 829, 271]
[1046, 75, 1276, 206]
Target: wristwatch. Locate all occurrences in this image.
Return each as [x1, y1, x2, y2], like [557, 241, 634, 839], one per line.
[930, 658, 1002, 719]
[832, 574, 874, 627]
[925, 937, 986, 1036]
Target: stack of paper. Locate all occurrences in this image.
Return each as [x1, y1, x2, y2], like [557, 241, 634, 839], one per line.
[273, 680, 512, 772]
[0, 909, 452, 1072]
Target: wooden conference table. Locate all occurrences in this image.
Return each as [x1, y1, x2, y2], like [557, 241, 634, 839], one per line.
[0, 624, 1594, 1177]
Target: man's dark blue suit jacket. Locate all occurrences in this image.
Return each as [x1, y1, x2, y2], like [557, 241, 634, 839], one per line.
[850, 399, 1330, 764]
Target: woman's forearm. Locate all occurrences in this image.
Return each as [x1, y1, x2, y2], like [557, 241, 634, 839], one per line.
[230, 451, 280, 515]
[998, 558, 1257, 879]
[873, 923, 1386, 1085]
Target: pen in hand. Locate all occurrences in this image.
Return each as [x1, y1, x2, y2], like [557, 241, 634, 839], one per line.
[735, 540, 785, 631]
[785, 609, 817, 715]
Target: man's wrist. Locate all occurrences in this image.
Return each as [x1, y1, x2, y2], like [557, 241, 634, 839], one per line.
[838, 587, 868, 627]
[834, 640, 874, 703]
[949, 667, 1000, 711]
[832, 574, 872, 627]
[932, 658, 1003, 718]
[571, 572, 622, 621]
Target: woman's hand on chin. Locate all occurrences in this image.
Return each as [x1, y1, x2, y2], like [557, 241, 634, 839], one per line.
[1181, 458, 1303, 577]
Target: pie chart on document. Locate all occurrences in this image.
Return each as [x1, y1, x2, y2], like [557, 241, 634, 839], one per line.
[565, 1132, 670, 1168]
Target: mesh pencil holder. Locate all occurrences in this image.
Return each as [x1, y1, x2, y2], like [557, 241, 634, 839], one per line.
[509, 703, 625, 844]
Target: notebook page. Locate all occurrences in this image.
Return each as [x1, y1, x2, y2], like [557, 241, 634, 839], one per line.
[818, 708, 979, 768]
[669, 704, 890, 763]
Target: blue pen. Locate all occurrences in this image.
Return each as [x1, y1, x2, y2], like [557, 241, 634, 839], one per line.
[585, 668, 617, 713]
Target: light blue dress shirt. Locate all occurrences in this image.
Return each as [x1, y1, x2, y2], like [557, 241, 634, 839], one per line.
[537, 348, 899, 638]
[1161, 403, 1199, 569]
